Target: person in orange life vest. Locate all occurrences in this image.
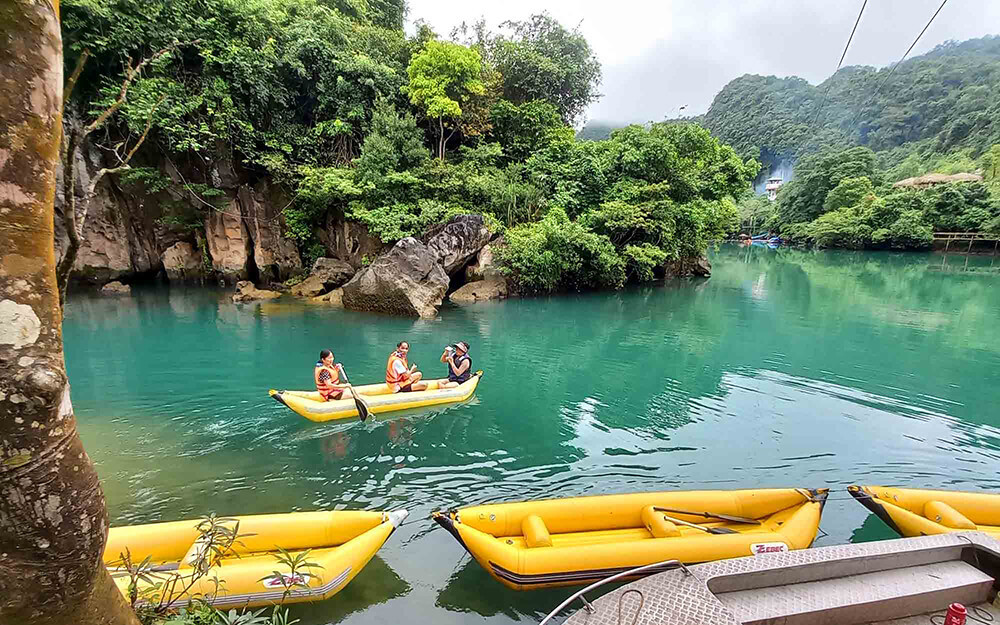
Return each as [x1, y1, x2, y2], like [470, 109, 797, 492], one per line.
[385, 341, 427, 393]
[315, 349, 352, 401]
[439, 341, 472, 388]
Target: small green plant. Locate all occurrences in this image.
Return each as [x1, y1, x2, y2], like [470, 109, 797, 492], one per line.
[360, 254, 372, 266]
[258, 547, 323, 602]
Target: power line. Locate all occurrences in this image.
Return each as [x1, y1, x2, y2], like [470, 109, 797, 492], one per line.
[848, 0, 949, 136]
[808, 0, 868, 133]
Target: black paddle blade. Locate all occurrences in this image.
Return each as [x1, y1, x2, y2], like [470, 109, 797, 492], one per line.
[355, 396, 370, 421]
[708, 527, 740, 534]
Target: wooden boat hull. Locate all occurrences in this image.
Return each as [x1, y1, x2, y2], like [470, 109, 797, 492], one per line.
[433, 488, 828, 590]
[269, 371, 482, 422]
[103, 509, 407, 608]
[850, 485, 1000, 539]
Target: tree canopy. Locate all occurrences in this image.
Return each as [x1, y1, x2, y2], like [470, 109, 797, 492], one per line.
[61, 0, 755, 293]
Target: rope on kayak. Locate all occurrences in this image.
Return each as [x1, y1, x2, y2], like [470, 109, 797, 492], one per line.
[617, 589, 644, 625]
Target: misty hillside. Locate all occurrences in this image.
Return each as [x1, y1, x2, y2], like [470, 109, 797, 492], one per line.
[701, 35, 1000, 170]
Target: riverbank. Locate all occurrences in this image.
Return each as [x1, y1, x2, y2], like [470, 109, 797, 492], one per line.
[63, 245, 1000, 625]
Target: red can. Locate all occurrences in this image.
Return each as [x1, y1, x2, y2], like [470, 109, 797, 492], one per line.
[944, 602, 967, 625]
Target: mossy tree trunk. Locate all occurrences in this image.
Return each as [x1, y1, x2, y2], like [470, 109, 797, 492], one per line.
[0, 1, 139, 623]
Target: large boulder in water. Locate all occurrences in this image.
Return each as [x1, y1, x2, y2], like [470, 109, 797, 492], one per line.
[341, 237, 449, 318]
[449, 278, 507, 303]
[424, 215, 491, 276]
[664, 255, 712, 278]
[464, 242, 503, 282]
[232, 280, 281, 302]
[290, 258, 355, 297]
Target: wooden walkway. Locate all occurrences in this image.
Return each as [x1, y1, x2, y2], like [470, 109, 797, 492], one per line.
[933, 232, 1000, 254]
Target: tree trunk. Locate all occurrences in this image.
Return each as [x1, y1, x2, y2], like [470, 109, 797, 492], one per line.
[0, 2, 140, 624]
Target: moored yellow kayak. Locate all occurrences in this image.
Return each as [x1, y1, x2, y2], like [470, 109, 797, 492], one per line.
[269, 371, 483, 422]
[433, 488, 828, 590]
[849, 485, 1000, 539]
[104, 509, 407, 608]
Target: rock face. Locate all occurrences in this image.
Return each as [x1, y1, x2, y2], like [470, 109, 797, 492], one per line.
[101, 281, 131, 295]
[464, 243, 502, 282]
[311, 288, 344, 307]
[161, 241, 204, 281]
[239, 183, 302, 282]
[341, 237, 449, 318]
[665, 255, 712, 278]
[449, 278, 507, 303]
[425, 215, 492, 275]
[320, 213, 386, 270]
[205, 205, 251, 281]
[232, 280, 282, 302]
[290, 258, 355, 298]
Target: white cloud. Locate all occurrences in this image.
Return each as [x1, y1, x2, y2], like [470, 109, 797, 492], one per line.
[406, 0, 1000, 125]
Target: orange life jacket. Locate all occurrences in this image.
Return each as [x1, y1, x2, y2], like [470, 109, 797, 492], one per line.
[315, 363, 340, 399]
[386, 352, 409, 386]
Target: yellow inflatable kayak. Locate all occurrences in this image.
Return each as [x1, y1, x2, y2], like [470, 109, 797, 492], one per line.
[104, 509, 407, 608]
[269, 371, 483, 422]
[432, 488, 828, 590]
[850, 485, 1000, 539]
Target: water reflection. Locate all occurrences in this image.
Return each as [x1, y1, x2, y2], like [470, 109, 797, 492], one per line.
[62, 247, 1000, 625]
[287, 555, 410, 624]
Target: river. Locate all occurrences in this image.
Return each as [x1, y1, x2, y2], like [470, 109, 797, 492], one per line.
[63, 244, 1000, 624]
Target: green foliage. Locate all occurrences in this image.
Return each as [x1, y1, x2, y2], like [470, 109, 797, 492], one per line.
[120, 167, 172, 193]
[495, 208, 625, 292]
[354, 97, 430, 184]
[773, 145, 996, 249]
[403, 40, 484, 158]
[734, 191, 775, 234]
[824, 176, 874, 213]
[703, 36, 1000, 166]
[477, 13, 602, 124]
[63, 2, 752, 292]
[777, 147, 879, 224]
[488, 99, 570, 162]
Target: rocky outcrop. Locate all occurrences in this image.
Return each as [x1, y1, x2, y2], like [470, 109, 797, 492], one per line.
[232, 280, 281, 302]
[449, 278, 507, 303]
[320, 213, 386, 270]
[311, 288, 344, 307]
[205, 203, 251, 281]
[290, 258, 355, 298]
[239, 183, 301, 282]
[101, 281, 131, 295]
[424, 215, 492, 275]
[161, 242, 204, 281]
[341, 237, 449, 318]
[665, 255, 712, 278]
[464, 243, 502, 282]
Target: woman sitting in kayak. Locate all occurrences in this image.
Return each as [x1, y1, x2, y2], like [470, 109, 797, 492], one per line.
[315, 349, 352, 401]
[439, 341, 472, 387]
[386, 341, 427, 393]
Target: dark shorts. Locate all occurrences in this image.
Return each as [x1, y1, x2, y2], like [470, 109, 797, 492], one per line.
[398, 383, 414, 393]
[448, 375, 470, 384]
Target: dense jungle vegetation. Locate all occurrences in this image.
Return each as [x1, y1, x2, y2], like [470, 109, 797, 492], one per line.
[63, 0, 757, 292]
[702, 35, 1000, 249]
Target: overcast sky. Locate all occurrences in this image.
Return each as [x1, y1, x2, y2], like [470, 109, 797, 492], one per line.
[405, 0, 1000, 125]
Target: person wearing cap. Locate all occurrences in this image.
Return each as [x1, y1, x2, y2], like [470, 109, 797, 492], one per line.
[439, 341, 472, 387]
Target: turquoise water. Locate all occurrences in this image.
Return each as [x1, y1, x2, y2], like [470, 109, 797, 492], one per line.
[63, 245, 1000, 624]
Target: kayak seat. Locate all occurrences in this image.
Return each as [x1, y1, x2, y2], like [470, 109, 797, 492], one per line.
[641, 505, 681, 538]
[522, 515, 552, 548]
[924, 500, 976, 530]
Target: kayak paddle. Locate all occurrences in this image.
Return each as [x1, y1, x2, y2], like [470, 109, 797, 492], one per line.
[337, 364, 371, 422]
[658, 512, 739, 535]
[653, 507, 760, 525]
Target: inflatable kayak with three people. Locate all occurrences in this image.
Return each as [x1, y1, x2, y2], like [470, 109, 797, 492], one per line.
[269, 340, 483, 422]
